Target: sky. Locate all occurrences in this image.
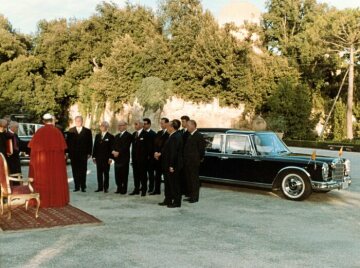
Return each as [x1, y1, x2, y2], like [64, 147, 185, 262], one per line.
[0, 0, 359, 34]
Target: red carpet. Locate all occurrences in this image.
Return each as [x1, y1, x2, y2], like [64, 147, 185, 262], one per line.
[0, 205, 102, 232]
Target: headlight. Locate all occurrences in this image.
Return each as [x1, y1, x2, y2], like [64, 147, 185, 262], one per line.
[322, 163, 329, 181]
[344, 159, 351, 176]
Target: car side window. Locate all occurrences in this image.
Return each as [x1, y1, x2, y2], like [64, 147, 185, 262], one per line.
[204, 133, 224, 153]
[225, 135, 251, 155]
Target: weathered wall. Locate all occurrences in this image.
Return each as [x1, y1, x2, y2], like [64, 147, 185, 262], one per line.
[68, 97, 246, 132]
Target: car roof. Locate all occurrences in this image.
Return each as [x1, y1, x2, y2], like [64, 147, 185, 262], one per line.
[198, 128, 274, 135]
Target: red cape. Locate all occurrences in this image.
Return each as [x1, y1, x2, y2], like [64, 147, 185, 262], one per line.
[28, 124, 69, 208]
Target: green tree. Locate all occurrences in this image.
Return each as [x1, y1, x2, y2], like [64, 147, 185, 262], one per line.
[136, 77, 171, 115]
[266, 77, 316, 139]
[0, 55, 55, 117]
[323, 8, 360, 139]
[159, 0, 204, 96]
[332, 100, 347, 140]
[0, 15, 30, 64]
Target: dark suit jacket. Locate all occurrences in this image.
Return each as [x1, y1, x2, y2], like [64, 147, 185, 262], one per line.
[131, 130, 151, 163]
[184, 130, 206, 166]
[112, 131, 132, 164]
[154, 129, 169, 153]
[92, 132, 114, 163]
[5, 132, 21, 174]
[0, 132, 8, 156]
[181, 129, 190, 147]
[66, 127, 93, 159]
[161, 131, 183, 171]
[146, 129, 156, 155]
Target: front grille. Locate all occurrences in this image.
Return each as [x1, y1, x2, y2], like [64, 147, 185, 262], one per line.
[331, 162, 345, 180]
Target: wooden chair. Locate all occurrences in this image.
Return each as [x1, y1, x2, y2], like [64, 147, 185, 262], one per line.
[0, 153, 40, 219]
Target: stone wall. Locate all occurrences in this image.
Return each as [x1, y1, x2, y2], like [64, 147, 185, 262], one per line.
[68, 97, 246, 132]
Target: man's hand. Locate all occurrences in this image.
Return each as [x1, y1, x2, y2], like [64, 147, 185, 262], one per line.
[169, 167, 174, 173]
[92, 158, 96, 164]
[154, 152, 161, 160]
[108, 159, 112, 164]
[112, 150, 119, 158]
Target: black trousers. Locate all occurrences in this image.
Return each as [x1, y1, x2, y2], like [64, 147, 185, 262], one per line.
[154, 160, 163, 194]
[115, 162, 129, 194]
[6, 153, 21, 186]
[132, 161, 148, 193]
[184, 163, 200, 201]
[6, 153, 21, 174]
[71, 156, 88, 190]
[96, 160, 110, 191]
[164, 169, 181, 205]
[147, 159, 155, 192]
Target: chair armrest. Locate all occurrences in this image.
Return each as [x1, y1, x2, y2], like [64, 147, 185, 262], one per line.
[8, 176, 33, 183]
[9, 173, 23, 178]
[8, 177, 25, 182]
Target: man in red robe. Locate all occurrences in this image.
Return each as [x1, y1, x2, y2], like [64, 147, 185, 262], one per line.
[28, 113, 69, 208]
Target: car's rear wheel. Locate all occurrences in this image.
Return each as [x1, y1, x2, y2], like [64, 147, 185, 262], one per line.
[280, 171, 312, 201]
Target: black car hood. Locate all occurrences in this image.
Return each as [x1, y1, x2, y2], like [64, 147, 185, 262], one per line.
[280, 152, 341, 164]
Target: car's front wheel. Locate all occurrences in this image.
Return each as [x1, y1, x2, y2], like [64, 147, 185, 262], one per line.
[280, 171, 312, 201]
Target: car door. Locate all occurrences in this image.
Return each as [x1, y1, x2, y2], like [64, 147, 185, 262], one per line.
[217, 134, 256, 182]
[199, 133, 224, 179]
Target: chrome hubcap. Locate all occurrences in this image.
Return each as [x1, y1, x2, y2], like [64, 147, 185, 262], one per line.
[282, 174, 305, 198]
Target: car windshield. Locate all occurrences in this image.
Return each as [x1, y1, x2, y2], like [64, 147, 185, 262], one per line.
[253, 133, 290, 156]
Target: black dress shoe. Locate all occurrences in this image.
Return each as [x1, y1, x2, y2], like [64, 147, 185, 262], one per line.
[149, 192, 160, 195]
[167, 203, 181, 208]
[94, 189, 102, 192]
[129, 191, 139, 195]
[184, 198, 198, 203]
[73, 189, 80, 192]
[81, 189, 86, 192]
[104, 190, 108, 193]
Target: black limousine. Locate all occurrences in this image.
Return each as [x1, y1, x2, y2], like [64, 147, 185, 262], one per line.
[198, 128, 351, 201]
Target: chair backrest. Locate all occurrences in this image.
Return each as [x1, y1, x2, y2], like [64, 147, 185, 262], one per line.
[0, 153, 11, 195]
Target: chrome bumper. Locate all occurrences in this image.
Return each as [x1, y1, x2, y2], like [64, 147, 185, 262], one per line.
[312, 176, 351, 191]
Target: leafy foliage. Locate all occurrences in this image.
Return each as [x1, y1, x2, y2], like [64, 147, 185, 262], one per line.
[266, 78, 316, 139]
[0, 1, 359, 139]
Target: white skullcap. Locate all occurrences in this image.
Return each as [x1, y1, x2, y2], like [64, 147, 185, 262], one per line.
[43, 113, 53, 120]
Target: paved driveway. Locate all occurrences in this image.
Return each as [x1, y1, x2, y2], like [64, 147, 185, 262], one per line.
[1, 147, 359, 268]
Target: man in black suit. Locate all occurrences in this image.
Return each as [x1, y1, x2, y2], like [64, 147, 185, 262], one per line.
[67, 116, 93, 192]
[130, 120, 151, 196]
[112, 120, 133, 194]
[92, 121, 114, 193]
[143, 118, 156, 193]
[6, 121, 21, 175]
[180, 115, 190, 196]
[159, 119, 183, 208]
[183, 120, 205, 203]
[151, 117, 169, 195]
[0, 119, 8, 156]
[180, 115, 190, 143]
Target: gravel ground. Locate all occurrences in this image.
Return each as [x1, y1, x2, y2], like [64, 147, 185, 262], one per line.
[0, 147, 359, 268]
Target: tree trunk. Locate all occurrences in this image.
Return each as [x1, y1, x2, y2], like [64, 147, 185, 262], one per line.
[347, 45, 354, 140]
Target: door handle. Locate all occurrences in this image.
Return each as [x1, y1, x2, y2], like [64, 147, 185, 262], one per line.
[220, 156, 229, 160]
